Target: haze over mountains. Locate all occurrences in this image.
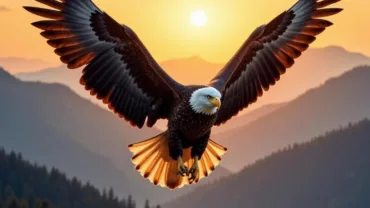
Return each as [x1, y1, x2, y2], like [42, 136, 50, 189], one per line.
[164, 119, 370, 208]
[15, 46, 370, 115]
[215, 66, 370, 171]
[0, 67, 230, 205]
[0, 57, 55, 73]
[211, 103, 285, 134]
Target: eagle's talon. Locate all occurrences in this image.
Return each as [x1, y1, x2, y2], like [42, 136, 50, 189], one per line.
[189, 156, 199, 182]
[177, 156, 189, 176]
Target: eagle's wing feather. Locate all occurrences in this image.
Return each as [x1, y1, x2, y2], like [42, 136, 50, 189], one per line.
[209, 0, 342, 126]
[24, 0, 184, 128]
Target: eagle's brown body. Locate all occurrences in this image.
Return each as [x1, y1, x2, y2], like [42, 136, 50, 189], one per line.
[169, 86, 217, 142]
[167, 86, 218, 165]
[24, 0, 342, 190]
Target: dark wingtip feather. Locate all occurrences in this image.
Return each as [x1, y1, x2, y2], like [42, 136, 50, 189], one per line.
[66, 65, 77, 70]
[306, 19, 333, 28]
[30, 21, 45, 30]
[286, 41, 309, 52]
[47, 37, 79, 48]
[23, 6, 64, 20]
[90, 89, 97, 96]
[31, 20, 68, 31]
[40, 31, 74, 40]
[301, 27, 326, 36]
[35, 0, 64, 10]
[79, 77, 87, 86]
[315, 0, 341, 9]
[312, 8, 343, 18]
[23, 6, 31, 11]
[293, 34, 316, 44]
[102, 90, 113, 104]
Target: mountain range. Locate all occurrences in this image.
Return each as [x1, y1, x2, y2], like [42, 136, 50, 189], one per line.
[0, 67, 230, 205]
[164, 118, 370, 208]
[211, 103, 285, 134]
[15, 46, 370, 115]
[214, 65, 370, 171]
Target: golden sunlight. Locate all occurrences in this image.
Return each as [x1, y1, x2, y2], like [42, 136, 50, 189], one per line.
[190, 10, 208, 27]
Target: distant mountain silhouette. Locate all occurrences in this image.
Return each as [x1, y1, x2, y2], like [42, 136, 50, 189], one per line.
[0, 67, 230, 205]
[214, 66, 370, 171]
[213, 103, 285, 134]
[254, 46, 370, 110]
[160, 56, 222, 85]
[164, 119, 370, 208]
[0, 57, 55, 73]
[16, 46, 370, 114]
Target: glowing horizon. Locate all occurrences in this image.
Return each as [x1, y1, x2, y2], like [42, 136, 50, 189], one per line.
[0, 0, 369, 69]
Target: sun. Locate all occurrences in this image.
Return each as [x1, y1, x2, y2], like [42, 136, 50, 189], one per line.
[190, 10, 208, 27]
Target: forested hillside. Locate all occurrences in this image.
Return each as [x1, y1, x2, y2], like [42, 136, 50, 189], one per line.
[0, 149, 159, 208]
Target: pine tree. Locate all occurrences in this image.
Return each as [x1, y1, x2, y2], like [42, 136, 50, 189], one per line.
[127, 195, 134, 208]
[144, 199, 150, 208]
[40, 201, 50, 208]
[7, 197, 18, 208]
[18, 199, 28, 208]
[108, 188, 114, 201]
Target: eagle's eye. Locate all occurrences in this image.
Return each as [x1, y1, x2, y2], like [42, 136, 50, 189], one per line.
[206, 95, 212, 99]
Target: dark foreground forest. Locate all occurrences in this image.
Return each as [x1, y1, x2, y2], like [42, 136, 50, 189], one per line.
[0, 149, 160, 208]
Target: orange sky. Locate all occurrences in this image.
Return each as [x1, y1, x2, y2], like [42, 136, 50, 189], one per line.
[0, 0, 369, 67]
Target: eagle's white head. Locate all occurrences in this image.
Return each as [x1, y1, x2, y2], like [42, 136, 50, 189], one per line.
[190, 87, 222, 115]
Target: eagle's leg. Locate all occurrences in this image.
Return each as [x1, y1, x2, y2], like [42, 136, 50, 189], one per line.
[177, 156, 189, 176]
[189, 155, 199, 182]
[168, 130, 189, 176]
[189, 131, 210, 182]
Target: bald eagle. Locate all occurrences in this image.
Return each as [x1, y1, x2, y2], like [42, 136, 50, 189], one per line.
[24, 0, 342, 189]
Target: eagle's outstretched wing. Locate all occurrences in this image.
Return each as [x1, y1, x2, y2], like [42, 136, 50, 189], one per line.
[24, 0, 184, 128]
[209, 0, 342, 126]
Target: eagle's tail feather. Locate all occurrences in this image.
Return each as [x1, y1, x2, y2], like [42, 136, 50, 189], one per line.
[128, 131, 227, 189]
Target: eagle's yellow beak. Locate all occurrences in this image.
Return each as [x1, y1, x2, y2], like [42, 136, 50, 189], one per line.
[209, 97, 221, 109]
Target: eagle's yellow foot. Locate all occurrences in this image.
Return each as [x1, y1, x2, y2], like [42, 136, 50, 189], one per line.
[177, 156, 189, 176]
[189, 156, 199, 183]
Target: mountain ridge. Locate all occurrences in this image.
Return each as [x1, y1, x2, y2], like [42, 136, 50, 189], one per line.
[214, 65, 370, 171]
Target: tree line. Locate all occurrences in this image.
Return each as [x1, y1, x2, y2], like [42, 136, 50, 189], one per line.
[0, 149, 161, 208]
